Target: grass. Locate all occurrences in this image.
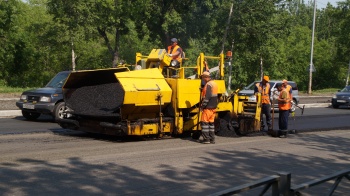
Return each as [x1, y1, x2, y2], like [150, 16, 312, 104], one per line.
[299, 88, 338, 95]
[0, 86, 35, 93]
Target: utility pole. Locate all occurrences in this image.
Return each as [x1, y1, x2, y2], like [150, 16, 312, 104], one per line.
[220, 2, 234, 54]
[260, 56, 263, 81]
[346, 60, 350, 86]
[308, 0, 316, 94]
[227, 40, 234, 91]
[71, 39, 76, 71]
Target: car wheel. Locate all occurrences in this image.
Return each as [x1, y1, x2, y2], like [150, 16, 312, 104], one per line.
[53, 102, 66, 121]
[293, 98, 298, 105]
[22, 110, 41, 120]
[332, 103, 339, 109]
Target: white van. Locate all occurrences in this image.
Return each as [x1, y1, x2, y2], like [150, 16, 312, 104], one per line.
[238, 80, 299, 106]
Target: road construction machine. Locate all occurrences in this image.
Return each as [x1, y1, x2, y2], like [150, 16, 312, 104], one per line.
[57, 49, 262, 138]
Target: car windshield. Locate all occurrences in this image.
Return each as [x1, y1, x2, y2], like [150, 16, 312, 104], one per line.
[245, 81, 276, 90]
[45, 72, 70, 88]
[340, 86, 350, 92]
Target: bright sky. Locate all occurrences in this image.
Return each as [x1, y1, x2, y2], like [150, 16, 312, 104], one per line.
[317, 0, 344, 8]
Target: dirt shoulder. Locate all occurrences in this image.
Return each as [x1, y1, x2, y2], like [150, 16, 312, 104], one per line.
[0, 93, 21, 99]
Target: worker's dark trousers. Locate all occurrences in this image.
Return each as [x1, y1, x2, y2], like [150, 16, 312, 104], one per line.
[261, 103, 272, 130]
[201, 123, 210, 142]
[278, 109, 290, 130]
[209, 123, 215, 142]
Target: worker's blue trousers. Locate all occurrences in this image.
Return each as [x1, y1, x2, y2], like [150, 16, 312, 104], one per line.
[278, 109, 290, 130]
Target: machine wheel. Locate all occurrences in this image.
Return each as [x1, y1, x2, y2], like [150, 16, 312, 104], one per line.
[332, 103, 339, 109]
[22, 110, 41, 120]
[53, 102, 66, 121]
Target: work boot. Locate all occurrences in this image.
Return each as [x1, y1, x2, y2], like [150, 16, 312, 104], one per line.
[279, 130, 288, 138]
[201, 140, 210, 144]
[267, 128, 273, 134]
[201, 130, 210, 144]
[268, 130, 279, 137]
[268, 126, 273, 131]
[209, 124, 215, 144]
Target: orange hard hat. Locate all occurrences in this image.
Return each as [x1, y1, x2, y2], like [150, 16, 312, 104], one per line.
[263, 75, 269, 82]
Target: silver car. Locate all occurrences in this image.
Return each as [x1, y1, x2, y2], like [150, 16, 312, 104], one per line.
[238, 80, 300, 108]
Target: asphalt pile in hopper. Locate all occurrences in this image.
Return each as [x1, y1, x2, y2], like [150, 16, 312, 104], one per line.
[66, 83, 125, 117]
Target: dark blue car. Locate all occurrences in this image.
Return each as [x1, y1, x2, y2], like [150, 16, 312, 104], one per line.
[331, 86, 350, 108]
[16, 71, 70, 121]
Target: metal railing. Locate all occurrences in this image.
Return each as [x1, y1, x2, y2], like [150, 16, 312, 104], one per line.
[291, 169, 350, 196]
[209, 169, 350, 196]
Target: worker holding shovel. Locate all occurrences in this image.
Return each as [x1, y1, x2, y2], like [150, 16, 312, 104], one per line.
[254, 75, 273, 132]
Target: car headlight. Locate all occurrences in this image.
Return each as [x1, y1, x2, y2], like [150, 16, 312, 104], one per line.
[20, 94, 27, 100]
[332, 95, 337, 99]
[248, 95, 257, 102]
[40, 96, 51, 102]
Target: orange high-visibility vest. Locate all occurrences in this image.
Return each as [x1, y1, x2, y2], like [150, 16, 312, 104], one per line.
[167, 45, 182, 63]
[278, 89, 291, 110]
[202, 80, 218, 109]
[256, 83, 270, 104]
[285, 84, 293, 100]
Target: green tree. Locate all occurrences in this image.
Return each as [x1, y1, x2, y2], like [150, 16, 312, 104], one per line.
[47, 0, 153, 67]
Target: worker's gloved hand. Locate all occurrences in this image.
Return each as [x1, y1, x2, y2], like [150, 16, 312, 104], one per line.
[273, 91, 279, 100]
[201, 100, 208, 110]
[290, 101, 296, 112]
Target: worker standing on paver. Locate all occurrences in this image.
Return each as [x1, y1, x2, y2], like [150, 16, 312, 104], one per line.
[166, 38, 183, 77]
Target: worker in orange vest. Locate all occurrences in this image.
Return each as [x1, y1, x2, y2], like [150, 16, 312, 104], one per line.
[276, 83, 291, 137]
[200, 71, 218, 144]
[282, 79, 293, 101]
[254, 75, 272, 132]
[166, 38, 183, 77]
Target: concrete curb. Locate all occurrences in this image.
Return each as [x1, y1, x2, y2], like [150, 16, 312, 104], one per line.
[0, 103, 331, 117]
[0, 110, 22, 117]
[303, 103, 331, 108]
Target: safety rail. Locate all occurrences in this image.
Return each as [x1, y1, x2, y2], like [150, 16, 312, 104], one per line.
[209, 169, 350, 196]
[291, 169, 350, 196]
[209, 174, 283, 196]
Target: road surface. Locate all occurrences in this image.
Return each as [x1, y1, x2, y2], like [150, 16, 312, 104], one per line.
[0, 107, 349, 195]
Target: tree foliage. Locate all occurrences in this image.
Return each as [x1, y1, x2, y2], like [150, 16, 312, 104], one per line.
[1, 0, 350, 91]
